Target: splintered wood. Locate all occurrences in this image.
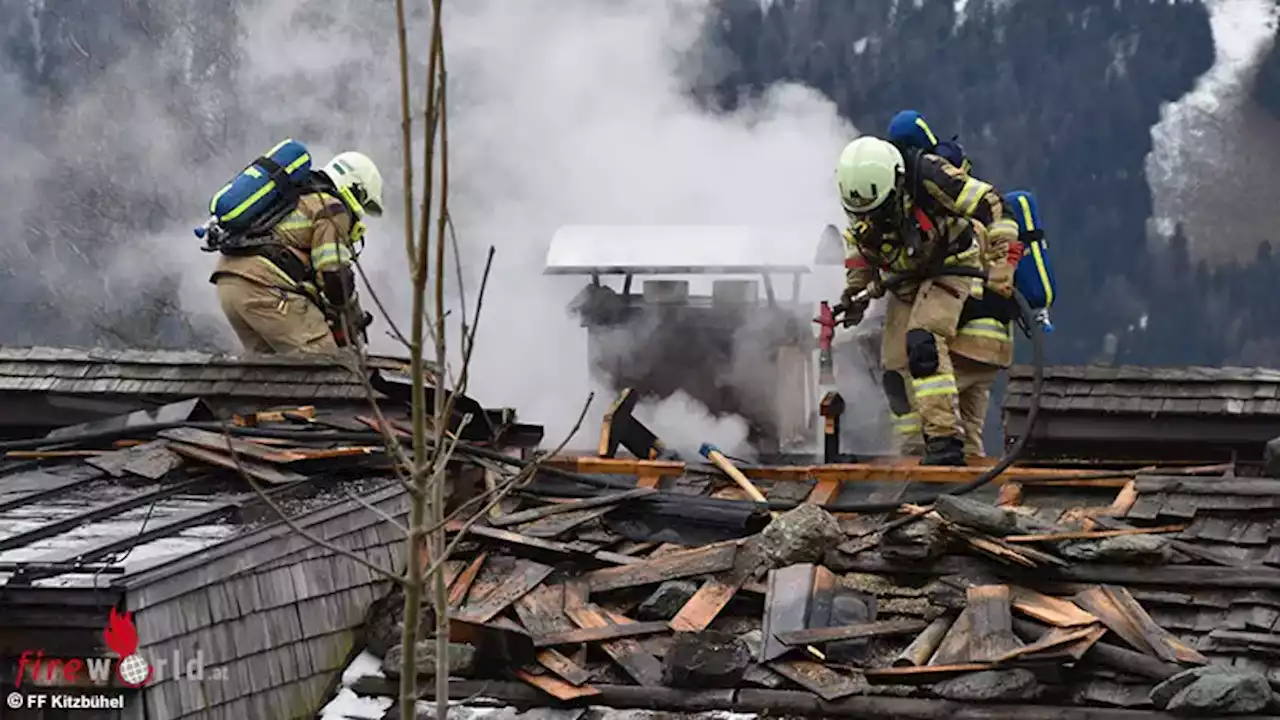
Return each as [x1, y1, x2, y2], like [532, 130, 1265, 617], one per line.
[565, 602, 664, 686]
[582, 542, 737, 592]
[1010, 586, 1098, 627]
[1073, 585, 1206, 664]
[775, 618, 928, 646]
[669, 543, 762, 632]
[455, 556, 552, 623]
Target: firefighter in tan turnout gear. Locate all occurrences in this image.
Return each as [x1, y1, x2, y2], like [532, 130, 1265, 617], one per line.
[206, 148, 384, 355]
[948, 219, 1018, 458]
[835, 136, 1018, 466]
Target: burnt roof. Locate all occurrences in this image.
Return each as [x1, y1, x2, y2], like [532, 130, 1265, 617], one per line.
[318, 452, 1280, 718]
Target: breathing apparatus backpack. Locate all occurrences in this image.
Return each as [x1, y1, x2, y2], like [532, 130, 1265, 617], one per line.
[1004, 190, 1056, 332]
[194, 139, 314, 254]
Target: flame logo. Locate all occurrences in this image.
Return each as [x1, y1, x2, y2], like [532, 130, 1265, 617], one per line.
[104, 609, 152, 688]
[103, 608, 139, 657]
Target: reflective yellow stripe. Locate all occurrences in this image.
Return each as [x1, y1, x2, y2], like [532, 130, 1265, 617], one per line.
[1017, 195, 1036, 231]
[969, 278, 984, 299]
[912, 373, 957, 398]
[944, 245, 979, 266]
[955, 179, 992, 215]
[1031, 241, 1053, 306]
[892, 412, 921, 434]
[274, 210, 311, 233]
[212, 140, 311, 221]
[915, 118, 938, 146]
[959, 318, 1012, 341]
[311, 242, 352, 271]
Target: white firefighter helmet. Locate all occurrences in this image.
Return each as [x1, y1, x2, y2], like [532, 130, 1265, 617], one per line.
[321, 151, 384, 217]
[836, 137, 904, 215]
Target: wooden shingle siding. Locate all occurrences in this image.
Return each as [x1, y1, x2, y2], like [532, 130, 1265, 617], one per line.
[0, 346, 431, 403]
[1003, 364, 1280, 461]
[126, 482, 414, 719]
[1007, 364, 1280, 417]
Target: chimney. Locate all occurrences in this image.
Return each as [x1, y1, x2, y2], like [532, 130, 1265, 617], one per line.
[642, 280, 689, 305]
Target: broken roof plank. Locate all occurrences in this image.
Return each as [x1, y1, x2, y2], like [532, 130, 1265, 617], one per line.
[447, 553, 487, 609]
[455, 557, 553, 624]
[967, 585, 1023, 662]
[1100, 585, 1206, 664]
[515, 584, 577, 636]
[995, 623, 1105, 663]
[759, 563, 816, 663]
[85, 439, 183, 480]
[668, 541, 765, 633]
[1009, 586, 1098, 627]
[491, 488, 654, 527]
[548, 456, 1137, 487]
[1073, 587, 1155, 658]
[775, 618, 928, 646]
[534, 620, 670, 647]
[513, 669, 601, 701]
[582, 541, 737, 593]
[166, 441, 306, 485]
[535, 649, 592, 687]
[564, 603, 663, 686]
[158, 427, 306, 464]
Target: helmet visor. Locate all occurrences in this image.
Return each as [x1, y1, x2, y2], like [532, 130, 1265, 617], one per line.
[351, 184, 383, 217]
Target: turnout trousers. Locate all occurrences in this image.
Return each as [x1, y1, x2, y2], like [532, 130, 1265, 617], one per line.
[214, 274, 339, 355]
[880, 276, 970, 450]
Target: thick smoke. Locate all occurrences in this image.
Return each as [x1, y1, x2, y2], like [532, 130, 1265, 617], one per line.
[11, 0, 872, 449]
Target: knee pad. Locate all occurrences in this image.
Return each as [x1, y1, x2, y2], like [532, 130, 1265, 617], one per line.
[906, 329, 939, 378]
[881, 370, 912, 416]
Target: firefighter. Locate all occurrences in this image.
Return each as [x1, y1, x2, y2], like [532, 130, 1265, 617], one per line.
[836, 136, 1017, 466]
[210, 151, 383, 355]
[948, 219, 1020, 458]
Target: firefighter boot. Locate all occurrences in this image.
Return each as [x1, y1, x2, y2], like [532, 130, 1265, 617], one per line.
[922, 435, 966, 467]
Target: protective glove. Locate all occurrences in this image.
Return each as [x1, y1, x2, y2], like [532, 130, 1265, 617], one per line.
[986, 264, 1014, 299]
[838, 286, 870, 328]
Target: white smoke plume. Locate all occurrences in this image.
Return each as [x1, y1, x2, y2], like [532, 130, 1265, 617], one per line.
[17, 0, 863, 448]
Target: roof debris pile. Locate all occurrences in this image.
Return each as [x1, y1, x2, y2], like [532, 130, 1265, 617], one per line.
[335, 457, 1280, 719]
[0, 396, 538, 587]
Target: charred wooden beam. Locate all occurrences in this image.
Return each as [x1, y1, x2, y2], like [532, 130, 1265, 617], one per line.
[491, 488, 655, 527]
[534, 620, 671, 647]
[775, 618, 928, 646]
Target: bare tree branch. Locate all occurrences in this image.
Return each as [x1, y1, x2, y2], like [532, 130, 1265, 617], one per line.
[422, 392, 593, 581]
